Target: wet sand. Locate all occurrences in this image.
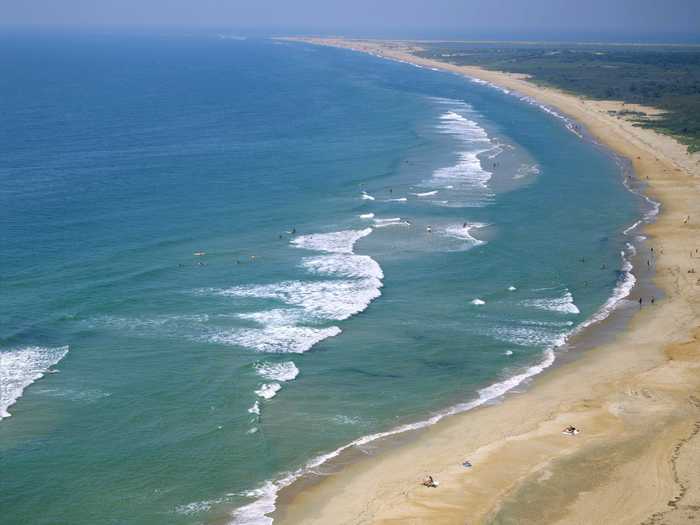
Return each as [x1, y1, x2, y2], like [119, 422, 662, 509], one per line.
[272, 38, 700, 525]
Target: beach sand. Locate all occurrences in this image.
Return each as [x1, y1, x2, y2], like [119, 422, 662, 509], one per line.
[272, 38, 700, 525]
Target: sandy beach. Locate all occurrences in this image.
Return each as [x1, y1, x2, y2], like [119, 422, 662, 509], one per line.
[270, 38, 700, 525]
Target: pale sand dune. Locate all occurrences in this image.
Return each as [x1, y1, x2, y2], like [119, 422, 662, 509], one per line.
[272, 38, 700, 525]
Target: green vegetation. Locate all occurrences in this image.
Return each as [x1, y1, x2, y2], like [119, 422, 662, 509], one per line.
[416, 42, 700, 152]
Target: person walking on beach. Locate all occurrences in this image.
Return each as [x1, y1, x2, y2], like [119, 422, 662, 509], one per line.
[639, 297, 643, 308]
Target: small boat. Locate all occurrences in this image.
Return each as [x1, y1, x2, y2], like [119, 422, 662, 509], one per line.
[193, 251, 206, 256]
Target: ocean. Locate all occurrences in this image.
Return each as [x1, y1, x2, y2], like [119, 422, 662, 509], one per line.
[0, 33, 652, 524]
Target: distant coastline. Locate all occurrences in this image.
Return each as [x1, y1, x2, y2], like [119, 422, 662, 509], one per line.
[266, 37, 700, 525]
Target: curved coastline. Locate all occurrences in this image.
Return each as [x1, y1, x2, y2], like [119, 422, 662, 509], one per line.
[240, 38, 700, 525]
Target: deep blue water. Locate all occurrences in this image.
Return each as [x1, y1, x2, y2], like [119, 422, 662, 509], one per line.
[0, 34, 644, 524]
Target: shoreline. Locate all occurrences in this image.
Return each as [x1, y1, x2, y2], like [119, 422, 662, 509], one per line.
[250, 38, 700, 525]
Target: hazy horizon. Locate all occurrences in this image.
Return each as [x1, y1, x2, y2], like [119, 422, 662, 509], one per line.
[2, 0, 699, 44]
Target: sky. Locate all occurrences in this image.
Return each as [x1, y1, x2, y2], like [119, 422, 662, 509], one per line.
[2, 0, 699, 41]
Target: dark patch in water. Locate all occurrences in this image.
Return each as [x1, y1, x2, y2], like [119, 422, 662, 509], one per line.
[339, 367, 403, 379]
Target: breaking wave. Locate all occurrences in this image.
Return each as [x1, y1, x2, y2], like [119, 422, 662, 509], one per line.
[1, 346, 69, 420]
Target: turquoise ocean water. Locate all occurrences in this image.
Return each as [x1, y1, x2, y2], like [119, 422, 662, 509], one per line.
[0, 34, 652, 524]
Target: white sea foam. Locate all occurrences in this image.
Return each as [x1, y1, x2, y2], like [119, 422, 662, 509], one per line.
[485, 144, 505, 160]
[443, 222, 487, 246]
[232, 482, 278, 525]
[469, 77, 511, 95]
[209, 325, 342, 354]
[428, 110, 494, 206]
[302, 254, 384, 280]
[520, 319, 575, 328]
[621, 171, 661, 227]
[384, 197, 407, 202]
[466, 77, 584, 138]
[359, 213, 375, 219]
[255, 361, 299, 382]
[437, 111, 490, 146]
[573, 251, 637, 335]
[623, 219, 643, 236]
[255, 383, 281, 400]
[523, 291, 580, 314]
[177, 500, 217, 515]
[411, 190, 439, 197]
[267, 229, 382, 318]
[373, 219, 410, 228]
[533, 101, 584, 138]
[219, 280, 382, 321]
[248, 401, 260, 415]
[361, 191, 375, 201]
[238, 309, 307, 327]
[508, 286, 517, 291]
[291, 228, 372, 254]
[432, 150, 491, 187]
[213, 228, 382, 359]
[490, 325, 568, 348]
[372, 217, 410, 228]
[0, 346, 69, 420]
[471, 299, 486, 305]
